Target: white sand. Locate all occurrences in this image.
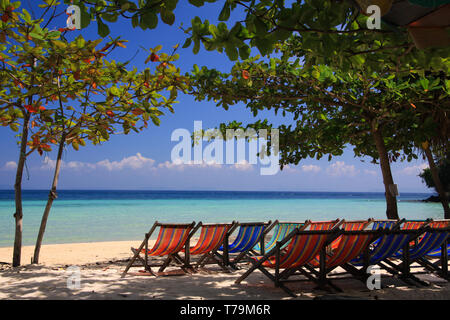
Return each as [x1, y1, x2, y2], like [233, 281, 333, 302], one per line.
[0, 240, 449, 300]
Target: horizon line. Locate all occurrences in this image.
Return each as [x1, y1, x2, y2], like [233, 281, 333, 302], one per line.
[0, 188, 435, 194]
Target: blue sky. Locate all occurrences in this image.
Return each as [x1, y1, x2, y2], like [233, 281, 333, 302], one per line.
[0, 1, 432, 192]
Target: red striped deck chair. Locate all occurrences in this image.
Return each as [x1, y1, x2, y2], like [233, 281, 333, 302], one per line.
[301, 229, 378, 292]
[235, 227, 338, 297]
[188, 222, 235, 271]
[121, 221, 195, 277]
[307, 219, 371, 267]
[398, 219, 431, 250]
[302, 219, 341, 231]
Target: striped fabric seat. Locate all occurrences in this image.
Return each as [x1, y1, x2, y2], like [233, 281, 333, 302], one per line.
[426, 243, 450, 257]
[392, 220, 444, 258]
[220, 224, 265, 253]
[323, 232, 374, 269]
[370, 220, 398, 231]
[189, 224, 230, 255]
[253, 222, 303, 253]
[401, 220, 427, 230]
[122, 222, 195, 277]
[254, 232, 330, 269]
[408, 221, 449, 261]
[310, 221, 372, 267]
[141, 225, 193, 256]
[304, 220, 339, 231]
[351, 232, 413, 266]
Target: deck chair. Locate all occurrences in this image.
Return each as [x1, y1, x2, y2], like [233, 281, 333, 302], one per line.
[302, 219, 341, 231]
[369, 219, 401, 231]
[187, 222, 236, 271]
[252, 221, 304, 255]
[412, 220, 450, 281]
[302, 229, 378, 292]
[381, 221, 450, 285]
[343, 228, 423, 286]
[309, 219, 372, 262]
[218, 221, 270, 269]
[121, 221, 195, 277]
[235, 227, 337, 297]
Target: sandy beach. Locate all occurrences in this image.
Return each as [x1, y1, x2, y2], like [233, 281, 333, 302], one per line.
[0, 240, 449, 300]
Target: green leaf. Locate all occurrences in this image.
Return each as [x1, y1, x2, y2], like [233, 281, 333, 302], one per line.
[97, 18, 110, 38]
[238, 45, 251, 60]
[218, 3, 230, 21]
[182, 37, 192, 48]
[161, 9, 175, 25]
[225, 44, 238, 61]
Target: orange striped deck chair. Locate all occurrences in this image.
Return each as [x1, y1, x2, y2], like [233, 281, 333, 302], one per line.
[235, 227, 338, 297]
[121, 221, 195, 277]
[302, 229, 377, 291]
[188, 222, 235, 271]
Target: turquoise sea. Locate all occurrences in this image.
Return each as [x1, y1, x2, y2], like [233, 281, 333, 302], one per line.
[0, 190, 442, 247]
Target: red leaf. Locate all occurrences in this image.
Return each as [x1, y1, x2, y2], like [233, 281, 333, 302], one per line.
[150, 53, 160, 62]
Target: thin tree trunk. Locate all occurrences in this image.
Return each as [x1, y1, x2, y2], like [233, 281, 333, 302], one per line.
[423, 146, 450, 219]
[12, 114, 30, 267]
[372, 128, 399, 220]
[32, 136, 65, 264]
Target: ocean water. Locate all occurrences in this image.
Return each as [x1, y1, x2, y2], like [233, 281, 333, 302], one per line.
[0, 190, 442, 247]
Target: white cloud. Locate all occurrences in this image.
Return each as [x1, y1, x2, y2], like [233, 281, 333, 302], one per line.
[399, 163, 428, 176]
[232, 160, 253, 171]
[301, 164, 321, 173]
[326, 161, 359, 177]
[40, 153, 155, 172]
[97, 153, 155, 171]
[41, 156, 96, 171]
[3, 161, 17, 170]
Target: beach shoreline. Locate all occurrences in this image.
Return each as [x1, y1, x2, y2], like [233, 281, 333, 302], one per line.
[0, 240, 449, 300]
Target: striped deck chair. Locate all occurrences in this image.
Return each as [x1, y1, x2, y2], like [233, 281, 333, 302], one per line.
[342, 229, 422, 286]
[302, 229, 377, 292]
[253, 221, 304, 255]
[382, 221, 450, 285]
[218, 221, 270, 269]
[308, 219, 372, 266]
[188, 222, 235, 271]
[390, 219, 431, 258]
[426, 243, 450, 257]
[369, 219, 400, 231]
[235, 228, 337, 297]
[121, 221, 195, 277]
[303, 219, 341, 231]
[425, 221, 450, 257]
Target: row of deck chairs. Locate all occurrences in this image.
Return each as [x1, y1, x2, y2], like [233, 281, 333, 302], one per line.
[121, 218, 449, 297]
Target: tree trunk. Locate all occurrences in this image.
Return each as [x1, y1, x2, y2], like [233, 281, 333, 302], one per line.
[372, 128, 399, 220]
[423, 146, 450, 219]
[32, 136, 65, 264]
[12, 114, 30, 267]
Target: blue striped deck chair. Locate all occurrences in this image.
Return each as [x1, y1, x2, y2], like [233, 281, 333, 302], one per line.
[219, 221, 270, 269]
[426, 243, 450, 257]
[341, 229, 419, 286]
[367, 219, 402, 247]
[382, 221, 450, 285]
[253, 221, 304, 255]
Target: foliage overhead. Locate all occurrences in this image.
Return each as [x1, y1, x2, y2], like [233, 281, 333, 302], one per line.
[0, 0, 190, 156]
